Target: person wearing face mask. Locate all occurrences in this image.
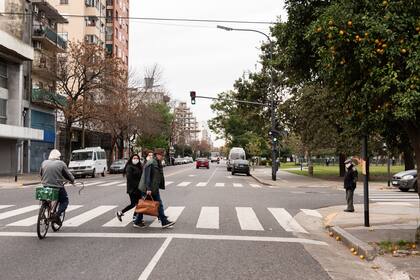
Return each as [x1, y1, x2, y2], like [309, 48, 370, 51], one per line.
[343, 159, 358, 212]
[116, 154, 143, 225]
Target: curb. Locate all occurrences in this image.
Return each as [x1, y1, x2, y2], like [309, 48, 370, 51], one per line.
[250, 174, 273, 186]
[327, 225, 377, 261]
[22, 181, 41, 186]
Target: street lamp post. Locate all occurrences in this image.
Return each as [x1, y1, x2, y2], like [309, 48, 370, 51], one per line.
[217, 25, 278, 181]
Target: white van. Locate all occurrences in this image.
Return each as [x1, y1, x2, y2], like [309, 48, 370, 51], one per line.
[68, 147, 107, 178]
[227, 147, 246, 171]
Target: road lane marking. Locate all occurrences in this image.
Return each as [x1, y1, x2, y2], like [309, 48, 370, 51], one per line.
[233, 183, 243, 188]
[83, 181, 106, 186]
[165, 181, 174, 187]
[235, 207, 264, 231]
[188, 175, 196, 177]
[149, 207, 185, 228]
[103, 209, 135, 227]
[0, 232, 328, 246]
[196, 207, 219, 229]
[205, 166, 218, 184]
[268, 208, 308, 233]
[100, 181, 121, 187]
[301, 209, 322, 218]
[215, 183, 225, 187]
[0, 205, 39, 221]
[0, 205, 14, 210]
[138, 237, 173, 280]
[196, 182, 207, 187]
[63, 206, 117, 227]
[250, 184, 262, 189]
[117, 183, 126, 187]
[6, 205, 83, 227]
[177, 182, 191, 187]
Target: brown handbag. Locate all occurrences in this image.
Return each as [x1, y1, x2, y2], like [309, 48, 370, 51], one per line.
[135, 195, 160, 216]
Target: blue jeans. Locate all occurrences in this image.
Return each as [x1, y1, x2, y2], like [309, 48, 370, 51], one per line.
[134, 191, 167, 224]
[56, 187, 69, 216]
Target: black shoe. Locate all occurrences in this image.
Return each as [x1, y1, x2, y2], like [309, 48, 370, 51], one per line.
[51, 213, 62, 226]
[133, 221, 146, 228]
[344, 209, 354, 212]
[161, 220, 175, 229]
[116, 211, 123, 222]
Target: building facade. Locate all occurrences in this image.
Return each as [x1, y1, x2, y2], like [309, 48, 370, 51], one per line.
[30, 0, 68, 172]
[105, 0, 129, 66]
[173, 102, 200, 146]
[0, 0, 44, 175]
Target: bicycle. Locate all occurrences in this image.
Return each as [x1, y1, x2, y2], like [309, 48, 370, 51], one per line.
[35, 180, 84, 239]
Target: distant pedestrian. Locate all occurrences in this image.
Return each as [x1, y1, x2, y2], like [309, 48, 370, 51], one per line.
[343, 159, 358, 212]
[136, 148, 175, 228]
[116, 154, 143, 223]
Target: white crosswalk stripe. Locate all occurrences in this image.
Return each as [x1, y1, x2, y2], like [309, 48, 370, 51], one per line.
[215, 183, 225, 187]
[83, 181, 106, 187]
[301, 209, 322, 218]
[149, 207, 185, 228]
[268, 208, 308, 233]
[250, 184, 262, 189]
[196, 182, 207, 187]
[165, 181, 174, 187]
[64, 206, 117, 227]
[0, 205, 14, 210]
[356, 191, 419, 203]
[117, 182, 126, 187]
[100, 181, 122, 187]
[236, 207, 264, 231]
[177, 182, 191, 187]
[196, 207, 219, 229]
[7, 205, 83, 227]
[233, 183, 243, 188]
[103, 209, 135, 227]
[0, 205, 39, 221]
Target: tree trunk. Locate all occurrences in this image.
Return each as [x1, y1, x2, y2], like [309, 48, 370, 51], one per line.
[339, 153, 346, 177]
[116, 133, 124, 159]
[64, 120, 73, 165]
[402, 143, 415, 171]
[404, 123, 420, 244]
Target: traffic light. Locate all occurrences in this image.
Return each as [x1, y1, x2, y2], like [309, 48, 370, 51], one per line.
[190, 91, 196, 105]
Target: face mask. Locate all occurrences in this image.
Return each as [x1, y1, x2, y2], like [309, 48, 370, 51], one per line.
[345, 163, 351, 169]
[132, 159, 139, 165]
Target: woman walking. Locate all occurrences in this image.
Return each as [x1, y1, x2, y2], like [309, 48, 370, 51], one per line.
[116, 154, 144, 226]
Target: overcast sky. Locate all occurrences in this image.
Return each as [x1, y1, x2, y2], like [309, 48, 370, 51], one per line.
[129, 0, 286, 147]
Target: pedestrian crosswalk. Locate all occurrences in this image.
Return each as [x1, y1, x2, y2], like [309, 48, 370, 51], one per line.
[355, 190, 419, 204]
[75, 180, 266, 189]
[0, 204, 322, 234]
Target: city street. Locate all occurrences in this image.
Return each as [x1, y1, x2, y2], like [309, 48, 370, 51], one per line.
[0, 162, 355, 280]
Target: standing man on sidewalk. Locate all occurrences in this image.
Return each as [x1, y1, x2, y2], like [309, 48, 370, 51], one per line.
[344, 159, 358, 212]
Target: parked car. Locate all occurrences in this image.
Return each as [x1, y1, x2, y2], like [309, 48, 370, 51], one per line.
[231, 159, 250, 176]
[196, 158, 209, 169]
[391, 169, 418, 192]
[227, 147, 246, 172]
[185, 156, 193, 163]
[174, 158, 183, 165]
[109, 159, 127, 174]
[68, 147, 107, 178]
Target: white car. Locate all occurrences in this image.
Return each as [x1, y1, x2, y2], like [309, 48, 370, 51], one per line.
[68, 147, 107, 178]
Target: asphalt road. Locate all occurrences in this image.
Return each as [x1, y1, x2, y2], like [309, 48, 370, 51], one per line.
[0, 161, 348, 280]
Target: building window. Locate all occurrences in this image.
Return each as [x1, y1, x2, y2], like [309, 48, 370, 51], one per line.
[106, 9, 113, 23]
[85, 16, 97, 27]
[58, 32, 68, 42]
[60, 0, 69, 4]
[106, 0, 112, 5]
[0, 61, 7, 89]
[85, 35, 98, 44]
[115, 28, 119, 40]
[0, 99, 6, 124]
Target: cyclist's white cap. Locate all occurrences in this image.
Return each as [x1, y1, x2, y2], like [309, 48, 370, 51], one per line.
[48, 149, 61, 160]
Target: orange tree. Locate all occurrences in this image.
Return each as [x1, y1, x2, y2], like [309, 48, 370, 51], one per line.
[307, 0, 420, 194]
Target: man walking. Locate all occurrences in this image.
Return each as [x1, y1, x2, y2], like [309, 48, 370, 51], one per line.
[344, 159, 358, 212]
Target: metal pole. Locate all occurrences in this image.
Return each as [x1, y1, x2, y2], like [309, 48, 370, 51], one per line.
[362, 134, 370, 227]
[387, 154, 391, 187]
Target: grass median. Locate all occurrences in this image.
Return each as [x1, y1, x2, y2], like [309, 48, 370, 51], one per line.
[280, 163, 405, 182]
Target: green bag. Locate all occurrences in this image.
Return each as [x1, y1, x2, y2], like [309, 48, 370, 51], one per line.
[35, 187, 59, 201]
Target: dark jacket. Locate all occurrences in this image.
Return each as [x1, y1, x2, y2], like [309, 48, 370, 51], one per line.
[125, 163, 142, 194]
[138, 158, 165, 194]
[344, 167, 358, 190]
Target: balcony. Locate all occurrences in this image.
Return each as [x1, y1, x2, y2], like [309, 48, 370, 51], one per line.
[32, 88, 67, 107]
[32, 51, 56, 79]
[33, 25, 67, 51]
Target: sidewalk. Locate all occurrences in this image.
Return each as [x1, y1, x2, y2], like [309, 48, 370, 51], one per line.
[251, 167, 420, 279]
[0, 173, 41, 188]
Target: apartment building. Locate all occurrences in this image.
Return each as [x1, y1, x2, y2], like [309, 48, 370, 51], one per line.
[0, 0, 42, 175]
[173, 102, 200, 145]
[48, 0, 107, 46]
[30, 0, 68, 172]
[105, 0, 129, 66]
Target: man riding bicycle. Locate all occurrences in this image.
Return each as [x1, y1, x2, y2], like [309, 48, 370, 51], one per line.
[40, 149, 75, 225]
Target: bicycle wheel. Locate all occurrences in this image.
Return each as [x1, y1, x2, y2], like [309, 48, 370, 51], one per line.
[37, 202, 50, 239]
[51, 211, 65, 232]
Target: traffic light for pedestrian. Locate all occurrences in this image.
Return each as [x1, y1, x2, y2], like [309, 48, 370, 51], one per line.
[190, 91, 196, 105]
